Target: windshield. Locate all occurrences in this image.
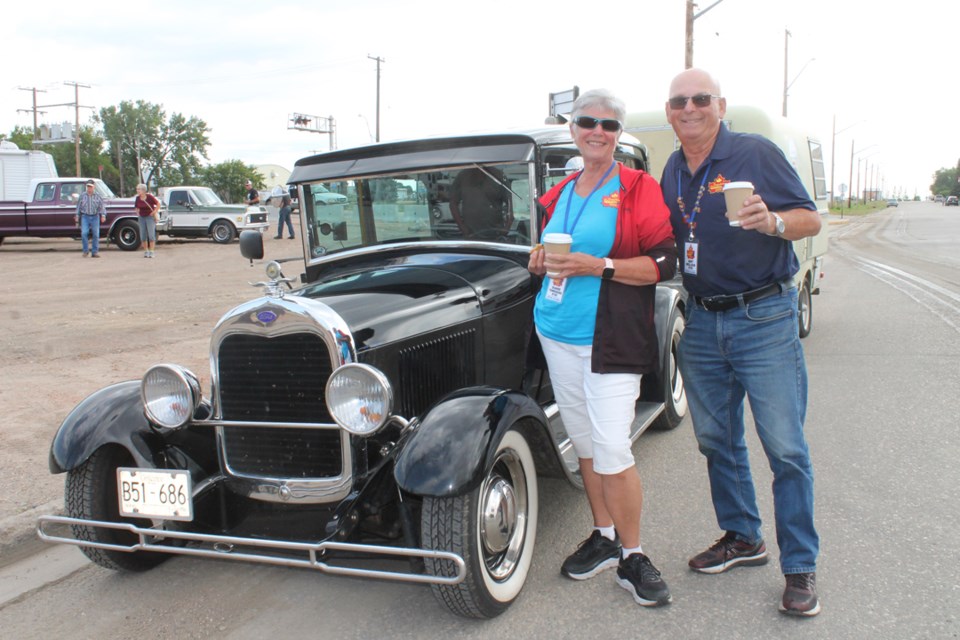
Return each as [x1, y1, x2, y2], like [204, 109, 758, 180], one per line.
[193, 188, 224, 206]
[302, 162, 534, 258]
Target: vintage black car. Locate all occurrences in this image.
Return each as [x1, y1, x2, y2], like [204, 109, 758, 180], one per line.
[38, 127, 687, 618]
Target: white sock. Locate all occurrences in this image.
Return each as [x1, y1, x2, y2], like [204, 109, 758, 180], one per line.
[595, 525, 616, 541]
[621, 545, 643, 559]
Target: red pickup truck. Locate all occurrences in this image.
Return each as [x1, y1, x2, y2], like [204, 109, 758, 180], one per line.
[0, 178, 150, 251]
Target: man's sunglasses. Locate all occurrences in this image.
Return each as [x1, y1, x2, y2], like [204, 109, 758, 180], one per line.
[573, 116, 623, 132]
[668, 93, 721, 110]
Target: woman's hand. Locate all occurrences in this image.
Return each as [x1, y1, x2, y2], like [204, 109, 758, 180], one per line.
[528, 244, 546, 275]
[542, 251, 602, 280]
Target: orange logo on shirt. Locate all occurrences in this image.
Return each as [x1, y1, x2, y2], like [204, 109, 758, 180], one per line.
[601, 191, 621, 208]
[707, 174, 729, 194]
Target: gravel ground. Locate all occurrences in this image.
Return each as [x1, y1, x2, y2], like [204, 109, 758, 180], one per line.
[0, 224, 301, 564]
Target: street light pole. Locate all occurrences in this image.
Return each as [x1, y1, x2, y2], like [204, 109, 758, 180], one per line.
[783, 29, 790, 117]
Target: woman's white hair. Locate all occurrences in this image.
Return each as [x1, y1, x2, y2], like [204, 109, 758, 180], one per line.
[571, 88, 626, 123]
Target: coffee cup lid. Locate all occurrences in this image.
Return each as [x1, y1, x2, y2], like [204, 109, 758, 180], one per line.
[723, 181, 754, 190]
[542, 232, 572, 243]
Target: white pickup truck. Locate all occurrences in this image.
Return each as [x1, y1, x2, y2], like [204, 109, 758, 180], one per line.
[158, 186, 269, 243]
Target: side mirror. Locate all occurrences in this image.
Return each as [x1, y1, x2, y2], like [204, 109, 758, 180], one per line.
[239, 230, 264, 265]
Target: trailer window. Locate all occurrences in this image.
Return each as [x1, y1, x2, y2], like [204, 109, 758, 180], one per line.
[808, 140, 827, 200]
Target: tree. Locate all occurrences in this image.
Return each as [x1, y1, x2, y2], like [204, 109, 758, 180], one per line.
[99, 100, 210, 196]
[200, 160, 263, 203]
[930, 167, 959, 197]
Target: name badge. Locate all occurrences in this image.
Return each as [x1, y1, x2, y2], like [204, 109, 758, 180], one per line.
[683, 239, 699, 275]
[545, 277, 567, 303]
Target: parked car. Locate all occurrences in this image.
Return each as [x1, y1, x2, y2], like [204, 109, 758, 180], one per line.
[946, 196, 958, 206]
[886, 199, 898, 207]
[158, 186, 268, 243]
[38, 127, 688, 619]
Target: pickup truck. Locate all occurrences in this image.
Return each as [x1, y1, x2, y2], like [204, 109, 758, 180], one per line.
[158, 186, 269, 243]
[0, 178, 149, 251]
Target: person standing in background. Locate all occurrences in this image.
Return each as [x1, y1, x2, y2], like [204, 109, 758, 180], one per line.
[74, 179, 106, 258]
[134, 183, 161, 258]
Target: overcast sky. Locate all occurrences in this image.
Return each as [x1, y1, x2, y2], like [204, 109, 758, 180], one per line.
[2, 1, 953, 197]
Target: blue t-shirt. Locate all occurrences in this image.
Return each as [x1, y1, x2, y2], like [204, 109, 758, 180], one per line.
[533, 177, 619, 345]
[660, 124, 815, 297]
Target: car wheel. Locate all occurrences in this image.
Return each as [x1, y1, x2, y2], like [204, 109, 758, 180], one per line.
[651, 305, 687, 430]
[210, 220, 236, 243]
[421, 428, 538, 618]
[113, 220, 141, 251]
[65, 446, 169, 572]
[798, 277, 813, 339]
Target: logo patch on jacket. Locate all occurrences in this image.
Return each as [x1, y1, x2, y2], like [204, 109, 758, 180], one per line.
[708, 174, 729, 194]
[602, 191, 621, 208]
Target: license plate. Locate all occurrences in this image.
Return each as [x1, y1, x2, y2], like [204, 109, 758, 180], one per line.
[117, 468, 193, 521]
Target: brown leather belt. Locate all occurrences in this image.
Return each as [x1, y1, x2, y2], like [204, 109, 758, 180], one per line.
[693, 281, 789, 312]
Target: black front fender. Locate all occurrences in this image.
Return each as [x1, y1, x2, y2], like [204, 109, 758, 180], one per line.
[48, 381, 162, 474]
[393, 387, 547, 498]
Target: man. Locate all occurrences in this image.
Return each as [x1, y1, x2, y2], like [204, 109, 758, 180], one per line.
[74, 179, 106, 257]
[659, 68, 822, 617]
[245, 180, 260, 206]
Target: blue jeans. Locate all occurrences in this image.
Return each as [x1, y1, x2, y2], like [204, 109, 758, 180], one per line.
[80, 215, 101, 254]
[678, 287, 818, 574]
[277, 207, 295, 238]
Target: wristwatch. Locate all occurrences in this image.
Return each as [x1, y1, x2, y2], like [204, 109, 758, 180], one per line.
[601, 257, 615, 280]
[770, 212, 786, 237]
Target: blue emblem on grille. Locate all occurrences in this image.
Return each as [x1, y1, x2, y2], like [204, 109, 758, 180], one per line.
[256, 310, 278, 324]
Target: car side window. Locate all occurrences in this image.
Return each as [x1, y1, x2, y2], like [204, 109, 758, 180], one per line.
[35, 184, 56, 202]
[60, 183, 84, 202]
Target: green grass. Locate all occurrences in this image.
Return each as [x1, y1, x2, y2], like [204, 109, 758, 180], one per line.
[828, 200, 888, 217]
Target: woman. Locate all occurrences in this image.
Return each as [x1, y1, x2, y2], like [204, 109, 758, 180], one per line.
[134, 184, 161, 258]
[528, 89, 677, 608]
[274, 193, 295, 240]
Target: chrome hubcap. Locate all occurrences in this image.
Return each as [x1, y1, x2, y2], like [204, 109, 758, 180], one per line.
[478, 449, 527, 581]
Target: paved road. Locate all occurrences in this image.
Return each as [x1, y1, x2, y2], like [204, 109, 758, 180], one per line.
[2, 204, 958, 639]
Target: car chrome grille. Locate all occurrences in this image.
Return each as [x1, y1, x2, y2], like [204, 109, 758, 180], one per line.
[218, 333, 342, 479]
[398, 329, 476, 417]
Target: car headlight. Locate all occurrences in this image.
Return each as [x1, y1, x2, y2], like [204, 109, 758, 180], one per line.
[325, 364, 393, 436]
[141, 365, 201, 429]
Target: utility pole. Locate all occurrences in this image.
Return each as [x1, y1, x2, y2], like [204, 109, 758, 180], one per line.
[782, 29, 790, 117]
[16, 87, 47, 142]
[685, 0, 727, 69]
[64, 81, 90, 177]
[367, 55, 384, 142]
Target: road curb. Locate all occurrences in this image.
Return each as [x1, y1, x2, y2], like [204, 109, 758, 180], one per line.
[0, 501, 62, 569]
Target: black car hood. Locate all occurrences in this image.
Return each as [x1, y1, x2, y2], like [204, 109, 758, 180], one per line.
[295, 252, 532, 351]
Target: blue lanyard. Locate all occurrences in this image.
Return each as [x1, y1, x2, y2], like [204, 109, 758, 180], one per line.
[563, 161, 616, 235]
[677, 161, 712, 236]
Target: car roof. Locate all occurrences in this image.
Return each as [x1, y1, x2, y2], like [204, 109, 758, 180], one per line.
[289, 127, 645, 184]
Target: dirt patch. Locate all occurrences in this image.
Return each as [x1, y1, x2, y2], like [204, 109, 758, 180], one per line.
[0, 227, 302, 562]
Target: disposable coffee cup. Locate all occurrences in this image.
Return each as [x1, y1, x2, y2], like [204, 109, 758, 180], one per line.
[542, 232, 572, 278]
[722, 181, 754, 227]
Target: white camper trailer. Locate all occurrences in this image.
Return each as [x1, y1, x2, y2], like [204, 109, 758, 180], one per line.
[625, 105, 829, 338]
[0, 141, 59, 201]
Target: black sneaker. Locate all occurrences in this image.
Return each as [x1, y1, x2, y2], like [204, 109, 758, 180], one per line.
[780, 572, 820, 616]
[688, 531, 768, 574]
[560, 530, 621, 580]
[616, 553, 672, 607]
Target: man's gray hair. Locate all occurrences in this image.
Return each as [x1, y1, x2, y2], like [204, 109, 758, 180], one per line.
[571, 89, 626, 123]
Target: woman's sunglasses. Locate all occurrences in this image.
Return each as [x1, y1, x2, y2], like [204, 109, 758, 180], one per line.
[573, 116, 622, 132]
[668, 94, 720, 110]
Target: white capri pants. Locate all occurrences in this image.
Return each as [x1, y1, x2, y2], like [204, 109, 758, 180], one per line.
[538, 330, 641, 475]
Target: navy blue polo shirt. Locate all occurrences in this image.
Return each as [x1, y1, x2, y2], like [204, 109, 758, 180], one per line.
[660, 123, 814, 297]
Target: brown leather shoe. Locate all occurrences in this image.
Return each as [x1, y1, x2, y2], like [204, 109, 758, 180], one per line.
[688, 531, 768, 574]
[779, 572, 820, 616]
